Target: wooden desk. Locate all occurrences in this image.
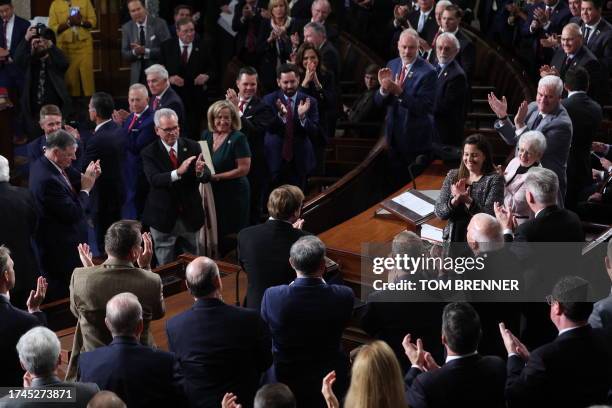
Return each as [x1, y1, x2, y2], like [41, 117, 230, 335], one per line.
[319, 161, 450, 286]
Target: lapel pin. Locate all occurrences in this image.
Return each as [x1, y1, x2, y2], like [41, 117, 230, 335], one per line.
[407, 71, 414, 79]
[183, 147, 187, 152]
[444, 72, 448, 76]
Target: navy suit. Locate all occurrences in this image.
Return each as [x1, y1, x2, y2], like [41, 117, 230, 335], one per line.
[166, 298, 272, 408]
[261, 277, 354, 408]
[150, 86, 186, 130]
[407, 9, 439, 44]
[579, 18, 612, 75]
[433, 59, 468, 147]
[374, 56, 436, 169]
[0, 295, 46, 388]
[82, 121, 125, 251]
[78, 336, 185, 408]
[29, 156, 89, 298]
[27, 135, 84, 173]
[121, 107, 156, 220]
[262, 90, 319, 190]
[0, 15, 29, 89]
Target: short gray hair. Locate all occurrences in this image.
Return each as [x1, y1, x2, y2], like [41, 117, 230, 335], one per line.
[145, 64, 169, 80]
[290, 236, 326, 276]
[129, 83, 149, 97]
[105, 292, 143, 337]
[436, 0, 453, 9]
[304, 21, 326, 38]
[437, 32, 460, 52]
[0, 155, 9, 182]
[538, 75, 564, 97]
[16, 327, 61, 376]
[518, 131, 547, 156]
[154, 108, 178, 127]
[399, 28, 420, 42]
[46, 130, 78, 150]
[0, 245, 10, 273]
[524, 167, 558, 205]
[391, 231, 424, 258]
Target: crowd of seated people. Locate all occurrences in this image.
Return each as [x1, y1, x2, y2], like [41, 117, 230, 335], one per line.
[3, 0, 612, 407]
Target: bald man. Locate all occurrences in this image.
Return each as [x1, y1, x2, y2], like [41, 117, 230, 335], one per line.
[166, 257, 271, 408]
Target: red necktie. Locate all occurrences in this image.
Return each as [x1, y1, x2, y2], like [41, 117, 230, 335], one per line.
[152, 96, 160, 110]
[282, 98, 294, 162]
[127, 114, 138, 131]
[169, 147, 178, 169]
[238, 99, 247, 113]
[398, 65, 407, 86]
[181, 45, 189, 65]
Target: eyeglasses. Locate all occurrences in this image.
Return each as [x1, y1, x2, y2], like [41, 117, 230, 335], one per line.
[159, 126, 179, 133]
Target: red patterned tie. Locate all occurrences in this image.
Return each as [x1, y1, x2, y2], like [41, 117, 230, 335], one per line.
[127, 114, 138, 131]
[282, 98, 294, 162]
[169, 148, 178, 169]
[181, 45, 189, 65]
[398, 65, 407, 86]
[238, 99, 246, 113]
[152, 96, 160, 110]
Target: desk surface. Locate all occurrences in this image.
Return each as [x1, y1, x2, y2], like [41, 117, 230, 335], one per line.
[319, 160, 450, 255]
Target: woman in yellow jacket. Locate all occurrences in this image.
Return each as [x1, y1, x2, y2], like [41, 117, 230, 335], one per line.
[48, 0, 97, 97]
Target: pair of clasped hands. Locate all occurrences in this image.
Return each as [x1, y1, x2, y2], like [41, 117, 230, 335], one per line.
[177, 153, 208, 176]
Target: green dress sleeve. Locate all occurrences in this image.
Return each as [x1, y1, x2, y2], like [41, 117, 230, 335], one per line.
[232, 131, 252, 159]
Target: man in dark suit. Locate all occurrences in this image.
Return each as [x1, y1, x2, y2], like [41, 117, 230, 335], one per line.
[289, 0, 315, 20]
[26, 105, 83, 172]
[576, 0, 612, 75]
[547, 22, 608, 104]
[85, 92, 125, 252]
[238, 185, 308, 311]
[0, 0, 29, 92]
[113, 83, 156, 220]
[160, 18, 213, 138]
[0, 247, 47, 388]
[261, 236, 354, 408]
[145, 64, 186, 131]
[589, 239, 612, 329]
[167, 4, 193, 38]
[342, 64, 385, 125]
[521, 0, 571, 67]
[0, 156, 39, 310]
[438, 5, 476, 79]
[121, 0, 170, 85]
[29, 130, 99, 300]
[490, 75, 572, 202]
[374, 28, 436, 185]
[404, 303, 507, 408]
[79, 292, 184, 408]
[408, 0, 439, 45]
[141, 108, 210, 266]
[562, 67, 602, 210]
[226, 66, 275, 224]
[262, 63, 319, 192]
[232, 0, 265, 66]
[0, 327, 99, 407]
[432, 32, 468, 148]
[310, 0, 339, 44]
[303, 21, 340, 81]
[167, 257, 272, 408]
[501, 276, 612, 408]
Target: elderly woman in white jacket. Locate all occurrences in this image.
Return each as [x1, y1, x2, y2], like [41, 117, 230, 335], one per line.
[503, 131, 547, 224]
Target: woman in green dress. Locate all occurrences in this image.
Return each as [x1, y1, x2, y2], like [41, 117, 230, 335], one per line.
[202, 100, 251, 254]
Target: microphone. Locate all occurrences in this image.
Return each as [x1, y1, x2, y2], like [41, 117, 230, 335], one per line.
[408, 155, 430, 190]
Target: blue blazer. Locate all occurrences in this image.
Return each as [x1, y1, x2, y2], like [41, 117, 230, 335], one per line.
[122, 108, 156, 219]
[166, 298, 272, 408]
[78, 337, 185, 408]
[374, 56, 436, 156]
[29, 156, 89, 283]
[27, 135, 84, 172]
[262, 90, 319, 179]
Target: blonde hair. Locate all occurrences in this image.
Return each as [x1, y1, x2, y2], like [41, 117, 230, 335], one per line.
[267, 184, 304, 220]
[344, 341, 408, 408]
[268, 0, 289, 14]
[207, 100, 242, 132]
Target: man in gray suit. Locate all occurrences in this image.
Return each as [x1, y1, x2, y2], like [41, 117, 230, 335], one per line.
[488, 75, 573, 204]
[121, 0, 170, 84]
[0, 327, 98, 407]
[589, 239, 612, 329]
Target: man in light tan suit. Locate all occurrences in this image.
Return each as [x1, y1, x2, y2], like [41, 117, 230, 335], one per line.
[66, 220, 165, 380]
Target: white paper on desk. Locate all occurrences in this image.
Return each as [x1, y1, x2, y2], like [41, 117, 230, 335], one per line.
[391, 191, 435, 217]
[217, 0, 238, 37]
[421, 224, 443, 242]
[198, 141, 216, 175]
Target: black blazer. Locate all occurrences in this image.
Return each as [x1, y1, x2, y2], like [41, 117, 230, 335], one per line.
[505, 325, 612, 408]
[239, 96, 276, 178]
[141, 138, 211, 233]
[579, 18, 612, 75]
[562, 92, 603, 205]
[237, 219, 308, 310]
[551, 45, 609, 105]
[408, 9, 439, 44]
[78, 336, 185, 408]
[0, 296, 46, 387]
[289, 0, 314, 20]
[150, 87, 186, 130]
[455, 30, 476, 79]
[0, 183, 39, 309]
[405, 354, 506, 408]
[511, 205, 585, 243]
[166, 298, 272, 408]
[320, 40, 341, 82]
[433, 59, 468, 147]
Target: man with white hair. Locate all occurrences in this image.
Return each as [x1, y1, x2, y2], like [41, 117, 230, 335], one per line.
[78, 292, 184, 408]
[374, 28, 436, 186]
[0, 327, 99, 407]
[438, 5, 475, 78]
[310, 0, 338, 43]
[145, 64, 186, 131]
[0, 155, 39, 308]
[432, 32, 468, 147]
[141, 108, 210, 265]
[489, 75, 573, 203]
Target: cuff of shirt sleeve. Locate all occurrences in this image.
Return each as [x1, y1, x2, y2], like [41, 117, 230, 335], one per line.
[171, 170, 180, 182]
[80, 190, 89, 195]
[515, 126, 527, 136]
[503, 228, 514, 236]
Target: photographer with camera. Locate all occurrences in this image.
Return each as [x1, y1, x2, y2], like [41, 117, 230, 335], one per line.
[14, 24, 72, 140]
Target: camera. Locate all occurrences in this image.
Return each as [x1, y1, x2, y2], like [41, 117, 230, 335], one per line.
[32, 23, 49, 39]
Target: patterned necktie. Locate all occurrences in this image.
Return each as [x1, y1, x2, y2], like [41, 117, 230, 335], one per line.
[152, 96, 160, 110]
[181, 45, 189, 65]
[127, 114, 138, 131]
[398, 65, 407, 86]
[238, 99, 247, 113]
[282, 98, 294, 162]
[169, 147, 178, 169]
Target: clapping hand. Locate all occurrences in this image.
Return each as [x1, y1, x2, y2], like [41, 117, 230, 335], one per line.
[423, 352, 440, 371]
[600, 157, 612, 171]
[275, 98, 288, 117]
[26, 276, 48, 313]
[221, 393, 242, 408]
[195, 153, 207, 175]
[451, 178, 470, 206]
[226, 88, 239, 107]
[112, 109, 130, 125]
[540, 34, 560, 48]
[81, 160, 101, 192]
[499, 322, 530, 360]
[402, 334, 426, 369]
[514, 100, 529, 129]
[292, 218, 305, 229]
[321, 371, 340, 408]
[78, 243, 94, 267]
[297, 98, 311, 119]
[130, 42, 146, 56]
[539, 64, 559, 77]
[494, 202, 516, 231]
[137, 232, 153, 269]
[194, 73, 210, 86]
[177, 155, 197, 175]
[64, 124, 81, 140]
[487, 92, 508, 119]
